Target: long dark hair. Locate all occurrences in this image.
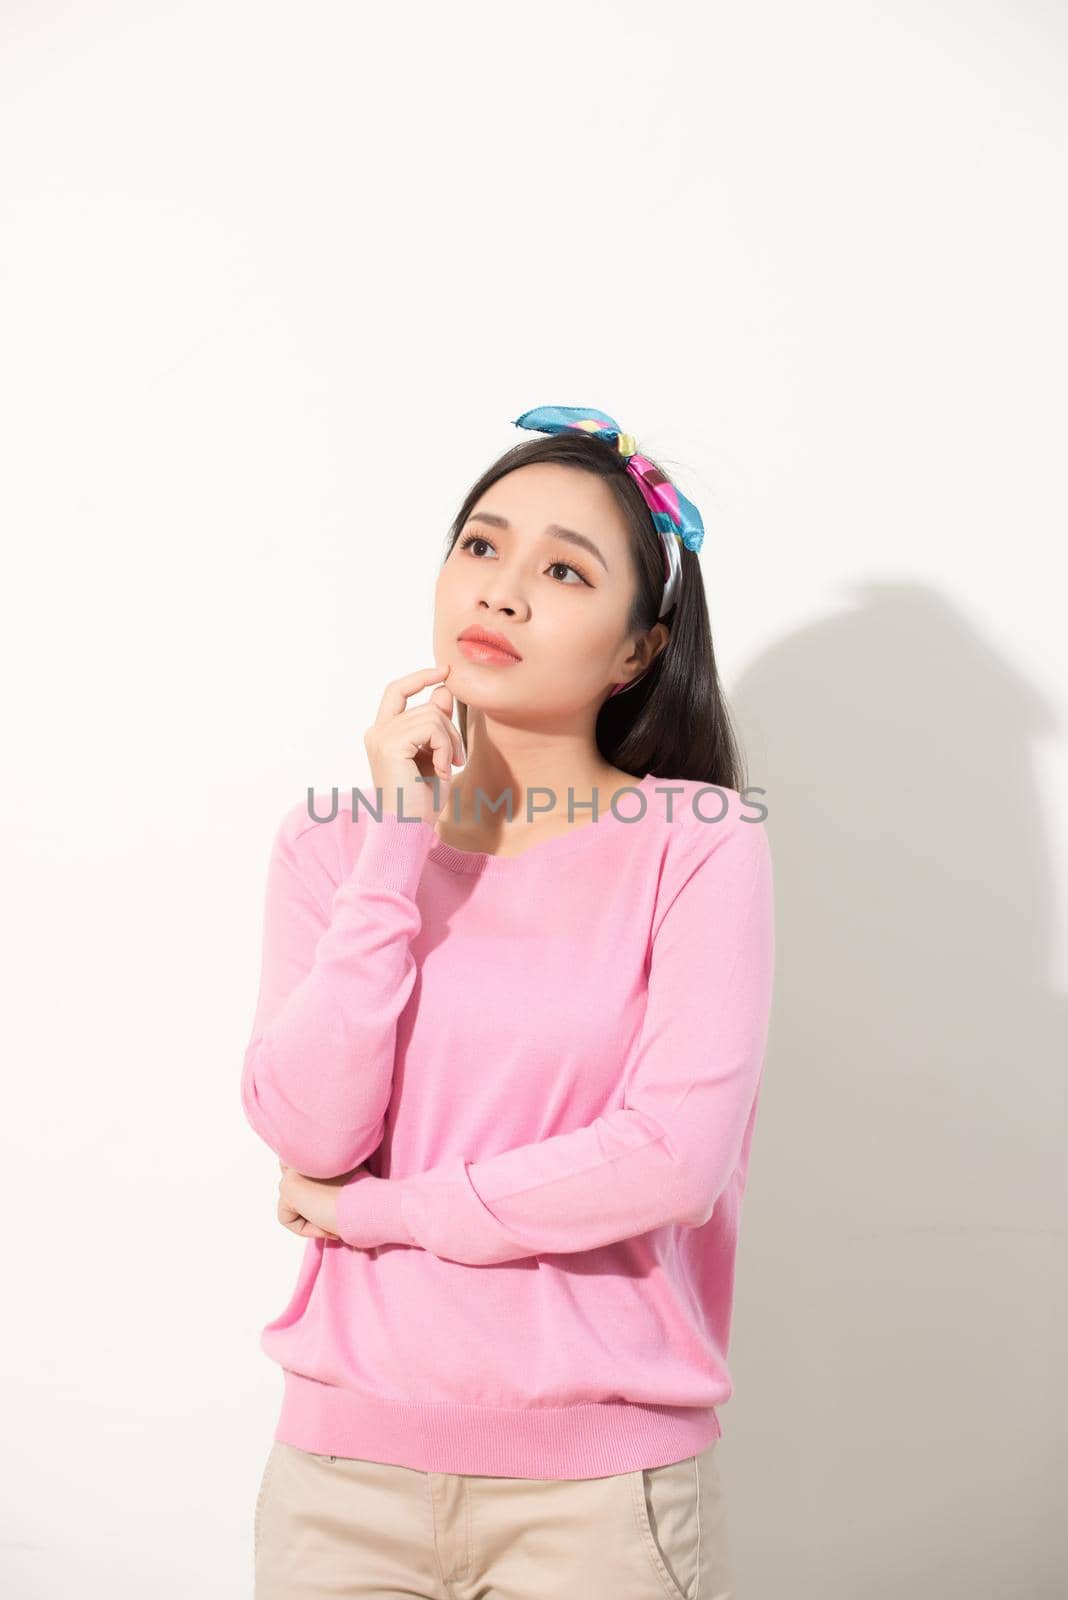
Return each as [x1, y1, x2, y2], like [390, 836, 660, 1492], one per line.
[442, 431, 746, 792]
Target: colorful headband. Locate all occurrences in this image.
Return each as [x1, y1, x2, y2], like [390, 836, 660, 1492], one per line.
[511, 405, 705, 625]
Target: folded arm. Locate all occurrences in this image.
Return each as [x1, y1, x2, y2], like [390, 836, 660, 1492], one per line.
[335, 816, 776, 1263]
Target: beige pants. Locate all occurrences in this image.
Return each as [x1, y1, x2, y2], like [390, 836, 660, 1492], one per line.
[253, 1437, 734, 1599]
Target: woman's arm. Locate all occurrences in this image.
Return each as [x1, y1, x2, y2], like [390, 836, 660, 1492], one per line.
[330, 816, 776, 1263]
[240, 799, 437, 1177]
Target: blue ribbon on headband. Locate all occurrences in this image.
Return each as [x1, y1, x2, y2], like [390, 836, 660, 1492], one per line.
[512, 405, 704, 621]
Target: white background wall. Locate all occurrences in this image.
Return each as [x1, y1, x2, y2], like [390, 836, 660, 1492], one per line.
[2, 2, 1064, 1595]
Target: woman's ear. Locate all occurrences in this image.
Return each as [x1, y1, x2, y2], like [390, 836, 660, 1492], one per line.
[627, 622, 670, 679]
[646, 621, 671, 666]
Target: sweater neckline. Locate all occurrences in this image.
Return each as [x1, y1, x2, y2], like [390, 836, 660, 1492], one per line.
[427, 773, 657, 875]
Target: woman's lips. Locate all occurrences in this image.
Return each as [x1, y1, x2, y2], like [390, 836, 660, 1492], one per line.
[457, 638, 522, 666]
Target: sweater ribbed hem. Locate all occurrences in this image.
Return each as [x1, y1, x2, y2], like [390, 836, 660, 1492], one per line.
[274, 1369, 722, 1478]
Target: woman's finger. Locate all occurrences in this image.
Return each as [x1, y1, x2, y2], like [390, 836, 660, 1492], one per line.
[371, 665, 451, 727]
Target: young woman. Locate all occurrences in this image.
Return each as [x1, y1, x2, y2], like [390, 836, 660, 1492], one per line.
[242, 405, 776, 1599]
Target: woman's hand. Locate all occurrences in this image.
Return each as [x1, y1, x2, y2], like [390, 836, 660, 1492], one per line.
[364, 664, 465, 825]
[277, 1158, 350, 1241]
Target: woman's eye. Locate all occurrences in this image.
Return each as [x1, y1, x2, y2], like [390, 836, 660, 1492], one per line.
[457, 532, 591, 587]
[459, 534, 494, 557]
[547, 560, 590, 585]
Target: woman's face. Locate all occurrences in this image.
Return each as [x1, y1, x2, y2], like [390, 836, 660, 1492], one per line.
[434, 462, 651, 720]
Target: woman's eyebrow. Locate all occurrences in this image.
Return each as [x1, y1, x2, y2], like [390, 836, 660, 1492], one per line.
[464, 511, 608, 571]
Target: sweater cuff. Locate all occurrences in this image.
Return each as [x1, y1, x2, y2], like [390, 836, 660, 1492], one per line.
[334, 1172, 416, 1250]
[352, 810, 437, 897]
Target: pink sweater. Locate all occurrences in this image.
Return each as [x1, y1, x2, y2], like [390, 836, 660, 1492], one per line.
[241, 774, 775, 1478]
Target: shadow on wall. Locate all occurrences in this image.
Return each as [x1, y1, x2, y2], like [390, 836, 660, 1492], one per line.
[725, 579, 1066, 1600]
